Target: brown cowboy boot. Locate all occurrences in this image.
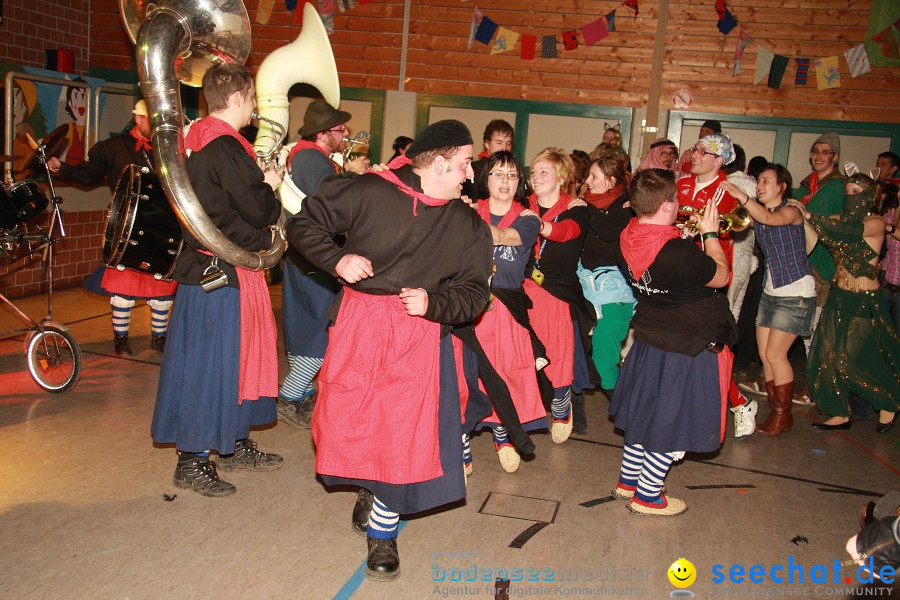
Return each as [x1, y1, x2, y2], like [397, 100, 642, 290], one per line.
[757, 381, 794, 436]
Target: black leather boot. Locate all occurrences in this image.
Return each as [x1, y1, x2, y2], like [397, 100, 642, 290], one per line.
[365, 536, 400, 581]
[150, 334, 166, 353]
[571, 393, 587, 434]
[114, 334, 132, 357]
[352, 488, 374, 537]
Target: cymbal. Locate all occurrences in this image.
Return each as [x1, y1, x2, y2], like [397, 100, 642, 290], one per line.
[20, 124, 71, 172]
[0, 154, 23, 162]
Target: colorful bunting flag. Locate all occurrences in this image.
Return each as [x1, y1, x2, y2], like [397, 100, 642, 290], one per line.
[844, 44, 872, 77]
[715, 0, 727, 21]
[795, 58, 810, 85]
[606, 10, 617, 32]
[491, 27, 520, 55]
[754, 46, 774, 85]
[768, 54, 788, 88]
[541, 35, 558, 58]
[318, 0, 335, 34]
[521, 35, 536, 60]
[285, 0, 297, 10]
[732, 27, 751, 76]
[582, 18, 609, 46]
[815, 56, 841, 90]
[335, 0, 355, 12]
[623, 0, 638, 18]
[294, 0, 308, 24]
[474, 16, 499, 45]
[256, 0, 275, 24]
[718, 10, 737, 35]
[468, 7, 484, 49]
[563, 30, 579, 51]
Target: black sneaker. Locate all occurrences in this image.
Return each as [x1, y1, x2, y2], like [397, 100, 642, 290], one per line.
[173, 456, 236, 497]
[365, 537, 400, 581]
[150, 334, 166, 353]
[352, 489, 374, 537]
[114, 334, 132, 357]
[276, 394, 315, 430]
[217, 438, 284, 472]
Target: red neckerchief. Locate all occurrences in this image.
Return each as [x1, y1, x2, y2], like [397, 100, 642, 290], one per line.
[800, 172, 820, 205]
[368, 155, 451, 216]
[184, 116, 256, 159]
[286, 140, 339, 173]
[528, 192, 572, 257]
[130, 127, 151, 153]
[619, 217, 680, 280]
[584, 183, 625, 210]
[477, 150, 490, 160]
[476, 198, 524, 230]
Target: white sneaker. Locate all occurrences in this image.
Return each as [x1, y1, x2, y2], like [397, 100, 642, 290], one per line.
[731, 398, 758, 439]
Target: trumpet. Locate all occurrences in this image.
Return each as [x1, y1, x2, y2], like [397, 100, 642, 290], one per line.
[677, 205, 751, 235]
[341, 131, 371, 170]
[252, 112, 287, 167]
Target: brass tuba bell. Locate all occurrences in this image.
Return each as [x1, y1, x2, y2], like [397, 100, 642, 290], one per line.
[120, 0, 286, 270]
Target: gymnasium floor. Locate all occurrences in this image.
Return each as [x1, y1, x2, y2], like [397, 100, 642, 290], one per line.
[0, 284, 897, 600]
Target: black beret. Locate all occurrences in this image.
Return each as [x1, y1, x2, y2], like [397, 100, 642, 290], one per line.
[406, 120, 474, 158]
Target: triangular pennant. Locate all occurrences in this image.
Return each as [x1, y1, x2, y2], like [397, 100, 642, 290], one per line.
[474, 16, 499, 45]
[717, 10, 738, 35]
[335, 0, 355, 12]
[521, 35, 536, 60]
[256, 0, 275, 23]
[795, 58, 810, 85]
[606, 10, 617, 32]
[844, 44, 872, 77]
[754, 46, 774, 85]
[623, 0, 638, 18]
[541, 35, 558, 58]
[285, 0, 297, 10]
[468, 7, 484, 49]
[732, 28, 751, 76]
[318, 0, 335, 34]
[816, 56, 841, 89]
[294, 0, 309, 24]
[767, 54, 788, 88]
[715, 0, 727, 21]
[872, 23, 900, 61]
[491, 27, 520, 55]
[582, 18, 609, 46]
[563, 29, 579, 51]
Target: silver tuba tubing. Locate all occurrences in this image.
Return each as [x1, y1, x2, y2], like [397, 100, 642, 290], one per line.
[134, 3, 286, 271]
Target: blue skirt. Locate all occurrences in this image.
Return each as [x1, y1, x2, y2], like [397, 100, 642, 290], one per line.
[321, 336, 466, 515]
[610, 341, 722, 454]
[282, 260, 337, 358]
[151, 284, 276, 454]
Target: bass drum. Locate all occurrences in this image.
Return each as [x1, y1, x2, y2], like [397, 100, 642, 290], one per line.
[103, 164, 182, 280]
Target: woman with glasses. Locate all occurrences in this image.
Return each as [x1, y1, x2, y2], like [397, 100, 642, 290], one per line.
[463, 151, 546, 473]
[720, 164, 815, 436]
[524, 148, 594, 444]
[577, 158, 637, 425]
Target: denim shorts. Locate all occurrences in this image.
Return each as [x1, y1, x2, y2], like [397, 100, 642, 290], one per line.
[755, 292, 816, 336]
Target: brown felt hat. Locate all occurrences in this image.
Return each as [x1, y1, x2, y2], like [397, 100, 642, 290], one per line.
[298, 100, 351, 136]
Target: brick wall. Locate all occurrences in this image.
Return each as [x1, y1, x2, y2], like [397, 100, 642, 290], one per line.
[0, 0, 91, 72]
[0, 209, 104, 299]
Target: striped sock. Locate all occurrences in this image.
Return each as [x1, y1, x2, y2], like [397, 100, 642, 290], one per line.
[367, 496, 399, 539]
[635, 451, 676, 504]
[280, 354, 323, 401]
[491, 425, 512, 449]
[462, 433, 472, 468]
[551, 388, 572, 422]
[110, 296, 135, 336]
[619, 443, 644, 487]
[148, 299, 173, 335]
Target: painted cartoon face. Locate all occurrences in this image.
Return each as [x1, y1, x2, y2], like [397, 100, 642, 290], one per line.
[668, 559, 696, 588]
[67, 87, 87, 124]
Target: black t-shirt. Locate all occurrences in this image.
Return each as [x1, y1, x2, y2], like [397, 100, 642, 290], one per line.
[535, 204, 590, 289]
[619, 238, 736, 355]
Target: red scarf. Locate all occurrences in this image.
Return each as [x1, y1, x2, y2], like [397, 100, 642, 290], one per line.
[286, 140, 339, 173]
[584, 183, 625, 210]
[184, 116, 256, 159]
[619, 218, 680, 279]
[800, 172, 819, 205]
[476, 198, 524, 230]
[528, 192, 572, 257]
[368, 155, 451, 216]
[477, 150, 490, 160]
[130, 127, 151, 153]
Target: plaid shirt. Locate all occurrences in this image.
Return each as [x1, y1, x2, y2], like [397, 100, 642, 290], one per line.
[883, 211, 900, 285]
[755, 202, 812, 289]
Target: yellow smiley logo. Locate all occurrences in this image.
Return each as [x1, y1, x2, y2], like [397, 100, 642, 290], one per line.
[668, 558, 696, 588]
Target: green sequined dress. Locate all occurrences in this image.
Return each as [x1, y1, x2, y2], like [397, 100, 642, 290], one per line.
[806, 201, 900, 417]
